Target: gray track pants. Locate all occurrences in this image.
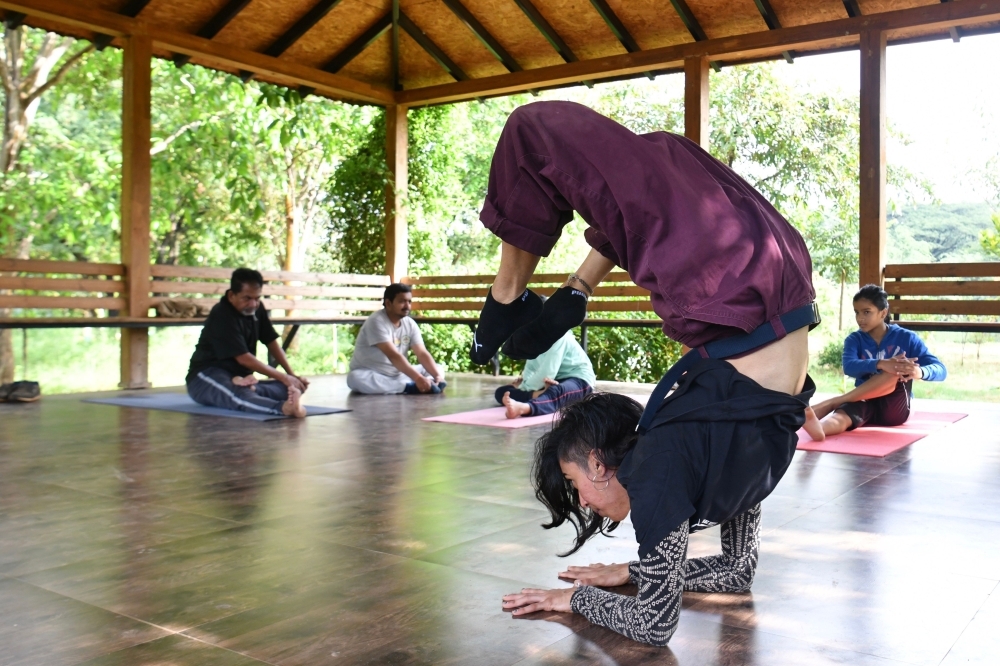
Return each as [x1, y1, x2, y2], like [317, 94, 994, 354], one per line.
[346, 365, 436, 394]
[187, 366, 288, 415]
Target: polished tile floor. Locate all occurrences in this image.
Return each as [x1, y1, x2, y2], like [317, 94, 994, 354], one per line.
[1, 374, 998, 665]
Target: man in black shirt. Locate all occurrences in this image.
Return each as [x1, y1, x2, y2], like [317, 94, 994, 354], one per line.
[186, 268, 309, 418]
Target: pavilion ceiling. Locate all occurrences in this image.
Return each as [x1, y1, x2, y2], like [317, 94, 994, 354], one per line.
[5, 0, 1000, 106]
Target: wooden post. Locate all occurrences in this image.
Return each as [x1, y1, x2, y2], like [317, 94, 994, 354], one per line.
[684, 56, 710, 148]
[859, 29, 887, 288]
[120, 34, 152, 389]
[385, 104, 408, 283]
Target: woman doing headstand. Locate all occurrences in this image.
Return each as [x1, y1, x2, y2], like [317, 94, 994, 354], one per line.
[803, 284, 946, 441]
[477, 102, 820, 645]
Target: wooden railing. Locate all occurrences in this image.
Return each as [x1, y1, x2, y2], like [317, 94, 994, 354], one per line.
[884, 262, 1000, 332]
[149, 265, 388, 317]
[0, 259, 390, 326]
[0, 258, 125, 316]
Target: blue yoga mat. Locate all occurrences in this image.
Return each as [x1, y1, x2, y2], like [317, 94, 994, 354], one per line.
[83, 392, 349, 421]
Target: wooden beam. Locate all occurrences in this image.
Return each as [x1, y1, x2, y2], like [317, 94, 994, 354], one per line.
[440, 0, 521, 72]
[843, 0, 863, 19]
[174, 0, 253, 67]
[399, 11, 468, 81]
[396, 0, 1000, 106]
[752, 0, 794, 63]
[0, 0, 394, 105]
[859, 29, 886, 288]
[120, 34, 152, 389]
[666, 0, 720, 71]
[392, 0, 400, 90]
[940, 0, 961, 41]
[385, 105, 408, 282]
[513, 0, 577, 62]
[684, 56, 709, 148]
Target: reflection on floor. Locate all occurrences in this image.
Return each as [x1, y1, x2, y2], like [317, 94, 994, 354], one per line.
[1, 374, 998, 665]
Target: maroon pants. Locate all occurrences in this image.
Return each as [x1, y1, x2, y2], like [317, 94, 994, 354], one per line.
[480, 101, 815, 348]
[839, 380, 912, 430]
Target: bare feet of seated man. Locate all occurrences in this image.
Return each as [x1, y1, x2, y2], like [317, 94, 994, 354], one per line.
[281, 385, 306, 418]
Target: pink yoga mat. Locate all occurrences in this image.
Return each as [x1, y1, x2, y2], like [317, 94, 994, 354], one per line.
[796, 411, 967, 457]
[423, 393, 651, 429]
[422, 407, 557, 429]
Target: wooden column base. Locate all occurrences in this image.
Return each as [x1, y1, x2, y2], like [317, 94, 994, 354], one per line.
[120, 328, 150, 389]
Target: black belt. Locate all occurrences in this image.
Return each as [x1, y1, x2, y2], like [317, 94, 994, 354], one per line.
[636, 302, 821, 434]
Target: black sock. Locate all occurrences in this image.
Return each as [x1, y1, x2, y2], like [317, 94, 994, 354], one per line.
[470, 287, 544, 365]
[502, 286, 588, 360]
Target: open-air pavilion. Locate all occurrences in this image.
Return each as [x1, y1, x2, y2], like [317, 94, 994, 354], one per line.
[2, 1, 1000, 664]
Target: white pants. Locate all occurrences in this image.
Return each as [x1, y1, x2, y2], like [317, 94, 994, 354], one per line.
[346, 365, 438, 394]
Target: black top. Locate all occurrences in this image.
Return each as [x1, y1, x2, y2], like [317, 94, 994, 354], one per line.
[616, 358, 815, 558]
[186, 296, 280, 383]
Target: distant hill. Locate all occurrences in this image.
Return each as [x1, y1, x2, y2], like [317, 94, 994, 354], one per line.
[888, 202, 995, 262]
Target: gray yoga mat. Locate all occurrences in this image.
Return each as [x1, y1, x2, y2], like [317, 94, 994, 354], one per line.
[83, 392, 349, 421]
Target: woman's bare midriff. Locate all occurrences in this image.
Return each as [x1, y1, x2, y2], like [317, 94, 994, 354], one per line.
[725, 327, 809, 396]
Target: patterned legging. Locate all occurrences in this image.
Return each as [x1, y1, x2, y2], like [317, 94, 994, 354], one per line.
[569, 504, 761, 646]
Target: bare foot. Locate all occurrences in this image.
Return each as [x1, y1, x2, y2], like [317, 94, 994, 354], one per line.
[502, 391, 532, 419]
[802, 406, 826, 441]
[232, 375, 258, 387]
[281, 386, 307, 418]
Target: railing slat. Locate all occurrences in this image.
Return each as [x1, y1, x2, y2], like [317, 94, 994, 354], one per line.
[884, 262, 1000, 279]
[885, 280, 1000, 296]
[891, 300, 1000, 316]
[0, 277, 122, 293]
[0, 258, 124, 276]
[0, 295, 126, 309]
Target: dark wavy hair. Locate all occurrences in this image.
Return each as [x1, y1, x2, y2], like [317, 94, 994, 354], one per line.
[532, 392, 644, 556]
[854, 283, 891, 323]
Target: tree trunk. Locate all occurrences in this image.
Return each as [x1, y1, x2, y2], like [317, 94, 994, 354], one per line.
[281, 166, 299, 351]
[838, 270, 846, 331]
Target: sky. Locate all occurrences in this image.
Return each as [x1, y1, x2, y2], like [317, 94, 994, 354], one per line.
[774, 32, 1000, 205]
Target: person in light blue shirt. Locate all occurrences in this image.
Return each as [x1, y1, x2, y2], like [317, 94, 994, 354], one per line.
[803, 284, 947, 441]
[496, 328, 597, 419]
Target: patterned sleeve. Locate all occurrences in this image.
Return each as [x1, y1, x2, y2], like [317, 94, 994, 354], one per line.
[569, 521, 689, 646]
[684, 503, 761, 593]
[627, 560, 641, 584]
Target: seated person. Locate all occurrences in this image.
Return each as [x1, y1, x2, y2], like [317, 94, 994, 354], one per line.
[187, 268, 309, 418]
[496, 328, 596, 419]
[803, 284, 946, 441]
[347, 283, 446, 395]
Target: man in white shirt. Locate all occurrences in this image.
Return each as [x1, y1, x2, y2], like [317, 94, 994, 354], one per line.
[347, 283, 446, 395]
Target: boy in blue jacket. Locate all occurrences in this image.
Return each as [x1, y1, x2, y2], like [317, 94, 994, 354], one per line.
[803, 284, 947, 441]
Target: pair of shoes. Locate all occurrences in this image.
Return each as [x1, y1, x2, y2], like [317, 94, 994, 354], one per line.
[2, 381, 41, 402]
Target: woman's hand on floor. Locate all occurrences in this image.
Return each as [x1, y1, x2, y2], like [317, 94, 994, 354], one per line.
[558, 562, 631, 587]
[502, 587, 575, 615]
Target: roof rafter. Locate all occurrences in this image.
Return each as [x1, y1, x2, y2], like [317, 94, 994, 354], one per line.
[95, 0, 153, 49]
[399, 10, 468, 82]
[842, 0, 862, 19]
[587, 0, 654, 79]
[242, 0, 344, 81]
[440, 0, 521, 72]
[752, 0, 794, 63]
[397, 0, 1000, 106]
[665, 0, 720, 71]
[513, 0, 577, 62]
[392, 0, 400, 90]
[299, 11, 391, 97]
[175, 0, 254, 67]
[0, 0, 394, 104]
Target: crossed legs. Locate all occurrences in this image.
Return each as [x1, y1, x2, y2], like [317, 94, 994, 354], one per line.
[802, 371, 900, 440]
